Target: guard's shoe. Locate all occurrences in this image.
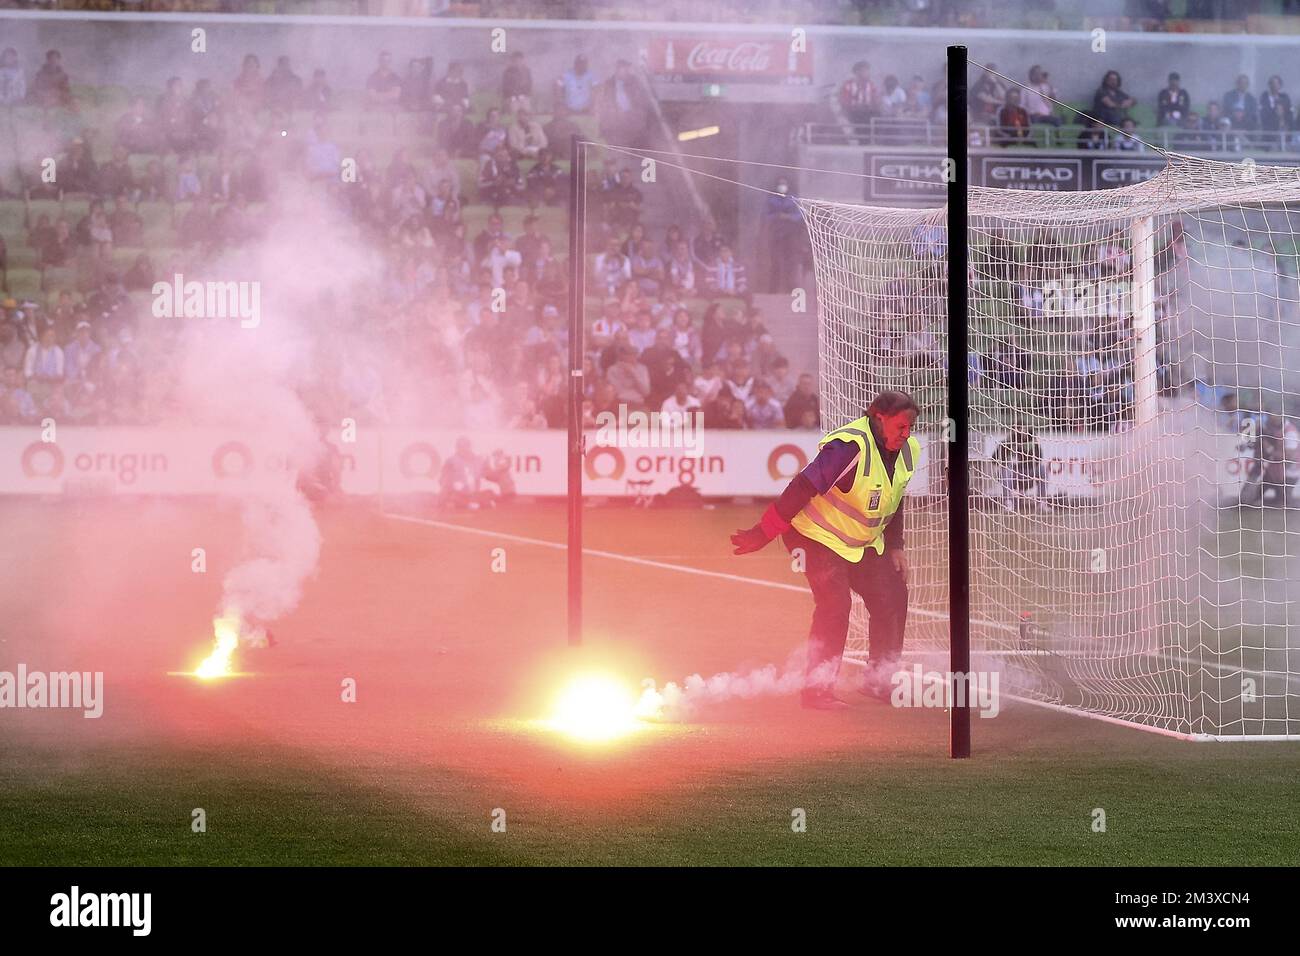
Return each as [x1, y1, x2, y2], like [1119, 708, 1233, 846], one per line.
[801, 690, 850, 710]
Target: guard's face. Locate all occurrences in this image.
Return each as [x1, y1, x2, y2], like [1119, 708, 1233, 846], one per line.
[877, 411, 915, 452]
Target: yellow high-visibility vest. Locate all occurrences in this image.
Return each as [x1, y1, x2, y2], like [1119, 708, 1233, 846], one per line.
[789, 415, 921, 562]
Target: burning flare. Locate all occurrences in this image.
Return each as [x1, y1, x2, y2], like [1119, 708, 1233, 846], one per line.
[547, 673, 649, 742]
[194, 613, 241, 679]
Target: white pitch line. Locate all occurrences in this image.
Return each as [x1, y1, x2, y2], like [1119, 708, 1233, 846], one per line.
[383, 511, 806, 593]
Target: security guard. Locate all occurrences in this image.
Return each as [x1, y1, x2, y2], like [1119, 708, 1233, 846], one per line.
[731, 390, 921, 709]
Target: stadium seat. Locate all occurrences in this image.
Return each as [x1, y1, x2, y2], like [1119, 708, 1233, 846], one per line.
[0, 199, 24, 233]
[4, 244, 40, 270]
[138, 201, 173, 235]
[41, 266, 77, 293]
[468, 90, 501, 122]
[27, 199, 62, 223]
[5, 267, 42, 298]
[111, 246, 147, 273]
[62, 198, 91, 222]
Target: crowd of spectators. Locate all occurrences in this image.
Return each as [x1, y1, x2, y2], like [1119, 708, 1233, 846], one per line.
[0, 0, 1281, 33]
[831, 57, 1300, 154]
[0, 44, 819, 432]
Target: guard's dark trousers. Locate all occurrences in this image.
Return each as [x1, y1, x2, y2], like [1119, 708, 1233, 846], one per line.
[783, 529, 908, 692]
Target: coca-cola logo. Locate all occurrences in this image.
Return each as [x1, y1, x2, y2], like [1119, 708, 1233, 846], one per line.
[684, 41, 775, 74]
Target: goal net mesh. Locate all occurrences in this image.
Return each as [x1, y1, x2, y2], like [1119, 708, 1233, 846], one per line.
[796, 153, 1300, 738]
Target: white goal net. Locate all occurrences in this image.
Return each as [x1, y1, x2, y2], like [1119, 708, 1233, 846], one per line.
[798, 153, 1300, 739]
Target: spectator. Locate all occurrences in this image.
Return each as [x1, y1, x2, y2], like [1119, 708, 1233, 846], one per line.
[506, 108, 548, 159]
[156, 76, 192, 152]
[437, 103, 478, 158]
[627, 309, 657, 352]
[366, 51, 402, 108]
[768, 357, 795, 403]
[39, 218, 74, 268]
[477, 145, 523, 207]
[661, 380, 701, 421]
[63, 321, 100, 384]
[0, 48, 26, 106]
[481, 235, 522, 289]
[2, 367, 39, 424]
[24, 326, 64, 386]
[665, 239, 697, 295]
[705, 245, 748, 295]
[524, 147, 565, 206]
[175, 156, 202, 202]
[743, 380, 781, 428]
[265, 55, 303, 112]
[1076, 113, 1106, 150]
[31, 49, 73, 110]
[592, 236, 631, 297]
[108, 196, 143, 245]
[597, 59, 649, 146]
[1092, 70, 1135, 127]
[995, 88, 1032, 146]
[502, 51, 534, 113]
[878, 74, 907, 117]
[902, 74, 932, 118]
[666, 308, 700, 366]
[1222, 74, 1258, 130]
[1200, 102, 1231, 149]
[1117, 117, 1144, 151]
[399, 56, 432, 112]
[708, 393, 748, 430]
[189, 78, 223, 151]
[473, 212, 508, 262]
[1022, 65, 1061, 126]
[692, 220, 725, 271]
[1156, 71, 1190, 127]
[784, 373, 820, 428]
[643, 330, 689, 407]
[970, 62, 1007, 125]
[477, 107, 509, 157]
[124, 253, 154, 292]
[304, 68, 333, 111]
[433, 61, 470, 113]
[839, 60, 877, 125]
[0, 323, 23, 373]
[607, 346, 650, 408]
[557, 54, 596, 114]
[232, 53, 265, 111]
[98, 147, 135, 201]
[304, 113, 342, 180]
[752, 333, 784, 378]
[602, 168, 642, 232]
[440, 437, 485, 509]
[724, 358, 755, 403]
[629, 239, 665, 297]
[115, 97, 158, 153]
[60, 138, 98, 194]
[1259, 75, 1293, 145]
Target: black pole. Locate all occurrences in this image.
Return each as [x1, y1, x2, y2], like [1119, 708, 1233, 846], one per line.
[566, 135, 586, 647]
[947, 45, 971, 759]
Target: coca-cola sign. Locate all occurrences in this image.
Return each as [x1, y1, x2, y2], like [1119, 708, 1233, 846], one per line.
[649, 36, 813, 82]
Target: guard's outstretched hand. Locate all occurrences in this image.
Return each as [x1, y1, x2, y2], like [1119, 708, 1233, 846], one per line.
[731, 525, 770, 555]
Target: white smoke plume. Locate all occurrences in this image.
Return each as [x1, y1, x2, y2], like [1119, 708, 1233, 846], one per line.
[636, 652, 840, 721]
[164, 181, 380, 645]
